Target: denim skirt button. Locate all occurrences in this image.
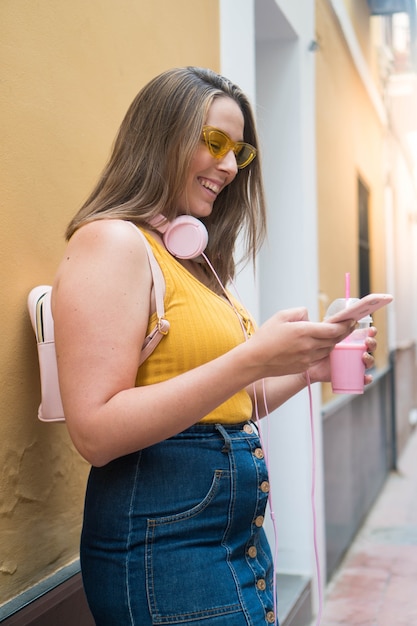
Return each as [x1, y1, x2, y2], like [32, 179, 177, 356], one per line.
[260, 481, 270, 493]
[254, 447, 264, 459]
[266, 610, 276, 623]
[256, 579, 266, 591]
[243, 423, 253, 434]
[247, 545, 257, 558]
[254, 515, 264, 527]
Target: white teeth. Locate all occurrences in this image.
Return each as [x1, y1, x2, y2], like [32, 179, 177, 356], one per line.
[200, 179, 220, 194]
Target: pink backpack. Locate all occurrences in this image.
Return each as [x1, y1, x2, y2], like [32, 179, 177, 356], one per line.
[28, 225, 169, 422]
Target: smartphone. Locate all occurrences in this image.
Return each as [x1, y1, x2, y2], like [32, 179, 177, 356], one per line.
[326, 293, 393, 323]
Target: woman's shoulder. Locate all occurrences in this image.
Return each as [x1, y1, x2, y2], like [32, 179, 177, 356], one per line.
[64, 219, 155, 262]
[69, 218, 144, 245]
[54, 219, 152, 290]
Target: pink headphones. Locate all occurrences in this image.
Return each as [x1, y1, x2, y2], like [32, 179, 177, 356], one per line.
[151, 215, 208, 260]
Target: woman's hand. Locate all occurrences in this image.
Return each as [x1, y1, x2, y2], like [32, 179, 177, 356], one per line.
[305, 325, 378, 385]
[246, 308, 356, 380]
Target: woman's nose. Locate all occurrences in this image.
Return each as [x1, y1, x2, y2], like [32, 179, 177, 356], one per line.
[218, 149, 238, 175]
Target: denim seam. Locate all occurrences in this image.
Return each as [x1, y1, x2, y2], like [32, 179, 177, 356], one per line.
[251, 437, 274, 614]
[125, 451, 143, 626]
[219, 425, 253, 626]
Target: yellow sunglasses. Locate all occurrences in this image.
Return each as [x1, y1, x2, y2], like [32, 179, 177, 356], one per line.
[201, 126, 257, 169]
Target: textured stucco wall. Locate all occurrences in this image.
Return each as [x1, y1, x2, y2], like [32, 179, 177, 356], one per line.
[0, 0, 219, 604]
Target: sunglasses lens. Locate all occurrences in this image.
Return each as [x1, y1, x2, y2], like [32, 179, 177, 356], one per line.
[235, 145, 256, 168]
[205, 130, 228, 157]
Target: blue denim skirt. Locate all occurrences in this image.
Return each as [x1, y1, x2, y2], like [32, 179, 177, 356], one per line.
[80, 421, 277, 625]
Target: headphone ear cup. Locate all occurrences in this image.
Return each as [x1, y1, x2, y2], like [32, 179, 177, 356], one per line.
[163, 215, 208, 259]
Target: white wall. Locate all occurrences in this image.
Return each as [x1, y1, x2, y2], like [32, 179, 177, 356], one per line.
[219, 0, 259, 317]
[220, 0, 325, 599]
[256, 0, 324, 582]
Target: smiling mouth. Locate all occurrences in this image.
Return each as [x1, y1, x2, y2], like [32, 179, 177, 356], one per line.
[199, 178, 221, 195]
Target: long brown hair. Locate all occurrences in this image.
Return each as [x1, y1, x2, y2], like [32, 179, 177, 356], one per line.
[66, 66, 267, 285]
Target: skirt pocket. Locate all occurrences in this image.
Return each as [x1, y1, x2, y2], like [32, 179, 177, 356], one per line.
[145, 468, 243, 624]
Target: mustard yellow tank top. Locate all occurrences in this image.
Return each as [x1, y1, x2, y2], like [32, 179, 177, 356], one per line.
[135, 228, 254, 424]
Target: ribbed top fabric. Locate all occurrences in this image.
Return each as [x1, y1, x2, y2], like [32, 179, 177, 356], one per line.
[135, 228, 254, 424]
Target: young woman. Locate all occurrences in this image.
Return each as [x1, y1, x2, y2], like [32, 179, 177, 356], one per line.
[52, 67, 376, 625]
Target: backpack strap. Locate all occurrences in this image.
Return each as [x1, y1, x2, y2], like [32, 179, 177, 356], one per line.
[128, 223, 170, 365]
[28, 222, 169, 422]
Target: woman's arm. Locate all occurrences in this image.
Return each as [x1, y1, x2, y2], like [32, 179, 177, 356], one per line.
[52, 219, 356, 466]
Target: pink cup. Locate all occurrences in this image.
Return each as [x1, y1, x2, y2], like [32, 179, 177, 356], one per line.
[330, 342, 366, 394]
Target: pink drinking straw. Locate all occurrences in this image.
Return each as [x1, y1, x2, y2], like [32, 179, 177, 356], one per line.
[345, 272, 351, 342]
[345, 272, 350, 302]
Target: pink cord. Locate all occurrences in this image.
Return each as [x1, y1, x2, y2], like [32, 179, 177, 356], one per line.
[201, 259, 322, 626]
[253, 385, 279, 624]
[257, 374, 323, 626]
[202, 260, 279, 621]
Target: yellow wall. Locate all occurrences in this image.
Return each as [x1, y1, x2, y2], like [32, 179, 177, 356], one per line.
[343, 0, 372, 67]
[343, 0, 385, 90]
[315, 0, 389, 403]
[0, 0, 219, 604]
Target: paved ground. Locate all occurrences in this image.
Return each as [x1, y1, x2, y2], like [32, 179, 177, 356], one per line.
[313, 426, 417, 626]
